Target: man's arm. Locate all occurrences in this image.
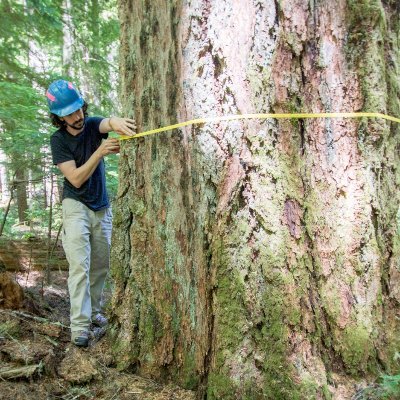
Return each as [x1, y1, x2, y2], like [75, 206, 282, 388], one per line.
[58, 138, 120, 188]
[99, 116, 136, 136]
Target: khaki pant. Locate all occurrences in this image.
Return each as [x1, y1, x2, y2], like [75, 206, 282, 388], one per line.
[62, 198, 112, 333]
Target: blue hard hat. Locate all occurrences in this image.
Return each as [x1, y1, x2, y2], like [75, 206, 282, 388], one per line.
[46, 79, 84, 117]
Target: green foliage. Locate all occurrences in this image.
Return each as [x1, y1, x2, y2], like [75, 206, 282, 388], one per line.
[0, 0, 121, 232]
[0, 81, 48, 167]
[0, 197, 62, 239]
[380, 374, 400, 398]
[106, 161, 120, 202]
[0, 205, 20, 238]
[355, 374, 400, 399]
[64, 0, 120, 114]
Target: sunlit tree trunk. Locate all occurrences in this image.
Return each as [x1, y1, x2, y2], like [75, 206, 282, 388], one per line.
[110, 1, 400, 398]
[43, 169, 48, 209]
[0, 150, 8, 201]
[15, 165, 28, 223]
[62, 0, 74, 76]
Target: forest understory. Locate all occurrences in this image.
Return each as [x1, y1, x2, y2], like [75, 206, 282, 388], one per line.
[0, 241, 195, 400]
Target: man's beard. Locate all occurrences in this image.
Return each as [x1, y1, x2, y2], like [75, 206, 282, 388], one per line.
[65, 119, 85, 130]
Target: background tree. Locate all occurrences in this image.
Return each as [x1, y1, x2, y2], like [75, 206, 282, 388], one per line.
[110, 0, 400, 399]
[0, 0, 120, 235]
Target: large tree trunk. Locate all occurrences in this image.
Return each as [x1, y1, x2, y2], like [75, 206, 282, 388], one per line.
[110, 0, 400, 398]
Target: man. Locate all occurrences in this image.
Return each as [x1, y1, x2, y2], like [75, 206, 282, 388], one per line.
[47, 79, 135, 347]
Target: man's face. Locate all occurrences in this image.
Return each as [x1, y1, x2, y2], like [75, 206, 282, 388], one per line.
[61, 108, 84, 130]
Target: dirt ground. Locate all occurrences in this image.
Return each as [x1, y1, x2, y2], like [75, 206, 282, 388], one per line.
[0, 269, 195, 400]
[1, 265, 397, 399]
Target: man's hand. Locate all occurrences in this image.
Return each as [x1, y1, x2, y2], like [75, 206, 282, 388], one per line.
[99, 116, 136, 136]
[58, 138, 120, 189]
[98, 138, 120, 156]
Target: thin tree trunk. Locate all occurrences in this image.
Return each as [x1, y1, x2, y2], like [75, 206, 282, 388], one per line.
[0, 150, 6, 200]
[46, 173, 54, 284]
[0, 187, 14, 236]
[52, 223, 63, 273]
[12, 165, 29, 225]
[62, 0, 74, 76]
[43, 168, 48, 209]
[111, 1, 400, 398]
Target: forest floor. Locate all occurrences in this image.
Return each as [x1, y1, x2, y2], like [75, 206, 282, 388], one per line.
[0, 267, 195, 400]
[1, 239, 397, 400]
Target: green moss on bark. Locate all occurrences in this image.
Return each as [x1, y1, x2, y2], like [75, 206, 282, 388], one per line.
[339, 325, 374, 375]
[260, 285, 302, 400]
[207, 372, 238, 400]
[113, 0, 400, 396]
[170, 349, 200, 390]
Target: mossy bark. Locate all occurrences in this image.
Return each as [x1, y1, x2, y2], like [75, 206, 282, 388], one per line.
[111, 0, 400, 398]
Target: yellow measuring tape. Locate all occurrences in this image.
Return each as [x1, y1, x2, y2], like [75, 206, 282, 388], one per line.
[118, 112, 400, 140]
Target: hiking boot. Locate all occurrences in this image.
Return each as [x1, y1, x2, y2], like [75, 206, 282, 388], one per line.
[91, 326, 107, 343]
[92, 313, 108, 328]
[71, 330, 90, 347]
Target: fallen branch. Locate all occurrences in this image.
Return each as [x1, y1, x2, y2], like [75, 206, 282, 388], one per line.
[0, 309, 68, 328]
[0, 363, 41, 379]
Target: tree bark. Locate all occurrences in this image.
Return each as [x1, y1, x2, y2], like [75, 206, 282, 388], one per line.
[15, 167, 28, 223]
[62, 0, 74, 76]
[0, 150, 6, 201]
[111, 1, 400, 398]
[0, 187, 13, 237]
[46, 173, 54, 284]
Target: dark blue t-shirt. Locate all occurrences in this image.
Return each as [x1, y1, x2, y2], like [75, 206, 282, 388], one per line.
[50, 116, 109, 211]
